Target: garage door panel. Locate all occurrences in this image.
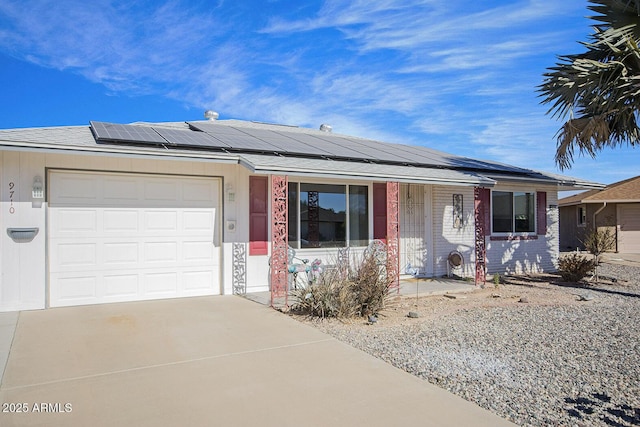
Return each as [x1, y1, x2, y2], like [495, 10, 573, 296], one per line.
[103, 177, 139, 201]
[144, 211, 178, 231]
[144, 180, 178, 202]
[104, 275, 139, 297]
[104, 210, 139, 232]
[51, 275, 98, 303]
[104, 243, 139, 265]
[619, 204, 640, 253]
[184, 211, 215, 231]
[144, 272, 178, 294]
[144, 242, 178, 263]
[51, 176, 98, 205]
[184, 182, 215, 202]
[55, 243, 97, 267]
[49, 171, 221, 307]
[183, 271, 215, 291]
[52, 209, 98, 235]
[183, 241, 214, 261]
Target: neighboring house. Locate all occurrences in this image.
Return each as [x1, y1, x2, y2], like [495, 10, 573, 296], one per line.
[559, 175, 640, 253]
[0, 117, 601, 312]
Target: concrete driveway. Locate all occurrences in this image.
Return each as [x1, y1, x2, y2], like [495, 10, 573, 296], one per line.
[0, 296, 514, 427]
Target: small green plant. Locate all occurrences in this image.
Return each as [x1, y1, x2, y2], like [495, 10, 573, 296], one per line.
[582, 228, 616, 283]
[557, 253, 596, 283]
[493, 273, 501, 288]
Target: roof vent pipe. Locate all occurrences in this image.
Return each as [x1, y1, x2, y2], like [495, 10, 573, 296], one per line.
[204, 110, 219, 121]
[319, 124, 332, 133]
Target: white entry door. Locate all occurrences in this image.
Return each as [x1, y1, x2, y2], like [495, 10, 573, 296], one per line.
[48, 170, 221, 307]
[400, 183, 427, 274]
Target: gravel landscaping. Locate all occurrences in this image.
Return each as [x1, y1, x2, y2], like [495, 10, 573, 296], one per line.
[295, 262, 640, 427]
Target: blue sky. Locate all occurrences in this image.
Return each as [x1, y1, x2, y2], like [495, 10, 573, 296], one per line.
[0, 0, 638, 188]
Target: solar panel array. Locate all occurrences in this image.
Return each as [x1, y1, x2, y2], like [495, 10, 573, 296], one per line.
[90, 120, 530, 174]
[90, 121, 166, 145]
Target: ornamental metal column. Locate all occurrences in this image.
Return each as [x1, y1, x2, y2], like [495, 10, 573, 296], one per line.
[474, 187, 487, 286]
[307, 190, 319, 247]
[386, 181, 400, 292]
[270, 175, 288, 307]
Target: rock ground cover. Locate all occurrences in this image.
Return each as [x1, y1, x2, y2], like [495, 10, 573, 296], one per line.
[294, 262, 640, 427]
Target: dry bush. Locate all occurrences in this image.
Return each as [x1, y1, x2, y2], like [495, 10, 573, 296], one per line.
[349, 249, 393, 317]
[558, 253, 596, 283]
[290, 248, 393, 319]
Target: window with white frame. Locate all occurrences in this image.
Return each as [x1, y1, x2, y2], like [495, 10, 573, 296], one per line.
[577, 205, 587, 227]
[288, 183, 369, 248]
[492, 191, 535, 233]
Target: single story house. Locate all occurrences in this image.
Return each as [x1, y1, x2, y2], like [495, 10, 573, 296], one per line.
[559, 175, 640, 253]
[0, 116, 602, 311]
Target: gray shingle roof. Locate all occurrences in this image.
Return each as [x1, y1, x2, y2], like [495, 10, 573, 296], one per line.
[0, 120, 605, 189]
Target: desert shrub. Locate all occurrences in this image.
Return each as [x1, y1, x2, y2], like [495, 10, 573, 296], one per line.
[582, 228, 616, 283]
[290, 247, 393, 319]
[557, 253, 596, 283]
[349, 249, 393, 317]
[289, 274, 356, 319]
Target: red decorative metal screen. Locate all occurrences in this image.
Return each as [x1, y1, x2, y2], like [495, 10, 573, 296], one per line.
[270, 175, 288, 306]
[386, 181, 400, 292]
[307, 190, 319, 247]
[474, 187, 487, 286]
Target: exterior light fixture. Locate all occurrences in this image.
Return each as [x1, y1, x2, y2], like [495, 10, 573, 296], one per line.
[32, 176, 44, 199]
[225, 183, 235, 202]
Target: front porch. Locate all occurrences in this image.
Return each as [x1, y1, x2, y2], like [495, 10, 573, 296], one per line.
[243, 275, 477, 307]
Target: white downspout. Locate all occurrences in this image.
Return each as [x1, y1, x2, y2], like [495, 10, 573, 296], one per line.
[593, 202, 607, 230]
[591, 202, 608, 251]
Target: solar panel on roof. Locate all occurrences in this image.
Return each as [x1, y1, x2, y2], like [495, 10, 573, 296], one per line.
[91, 121, 166, 145]
[231, 128, 291, 151]
[275, 131, 357, 158]
[188, 121, 253, 137]
[188, 122, 286, 152]
[152, 127, 231, 149]
[328, 137, 413, 163]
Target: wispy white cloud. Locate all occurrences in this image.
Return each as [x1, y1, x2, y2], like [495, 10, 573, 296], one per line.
[0, 0, 614, 182]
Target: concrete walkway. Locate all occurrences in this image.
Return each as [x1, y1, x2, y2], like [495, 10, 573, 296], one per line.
[0, 296, 515, 427]
[245, 276, 477, 306]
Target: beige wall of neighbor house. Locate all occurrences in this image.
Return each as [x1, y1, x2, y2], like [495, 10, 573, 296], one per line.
[559, 175, 640, 253]
[618, 204, 640, 253]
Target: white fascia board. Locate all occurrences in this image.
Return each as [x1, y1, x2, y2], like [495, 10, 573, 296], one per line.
[0, 141, 240, 164]
[582, 199, 640, 204]
[485, 173, 605, 189]
[239, 157, 495, 187]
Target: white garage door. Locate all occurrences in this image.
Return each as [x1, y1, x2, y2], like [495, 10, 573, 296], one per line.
[619, 204, 640, 253]
[48, 170, 221, 307]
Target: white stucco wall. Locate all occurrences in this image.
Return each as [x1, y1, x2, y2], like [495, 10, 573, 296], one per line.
[0, 150, 47, 311]
[0, 149, 243, 312]
[431, 185, 476, 278]
[0, 147, 562, 311]
[484, 185, 559, 275]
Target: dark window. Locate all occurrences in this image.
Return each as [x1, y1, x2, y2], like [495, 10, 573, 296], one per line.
[349, 185, 369, 247]
[288, 183, 369, 248]
[492, 191, 535, 233]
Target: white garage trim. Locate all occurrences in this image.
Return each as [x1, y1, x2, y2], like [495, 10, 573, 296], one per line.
[47, 169, 222, 307]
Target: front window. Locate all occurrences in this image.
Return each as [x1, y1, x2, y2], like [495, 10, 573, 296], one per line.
[288, 183, 369, 248]
[492, 191, 535, 233]
[577, 205, 586, 227]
